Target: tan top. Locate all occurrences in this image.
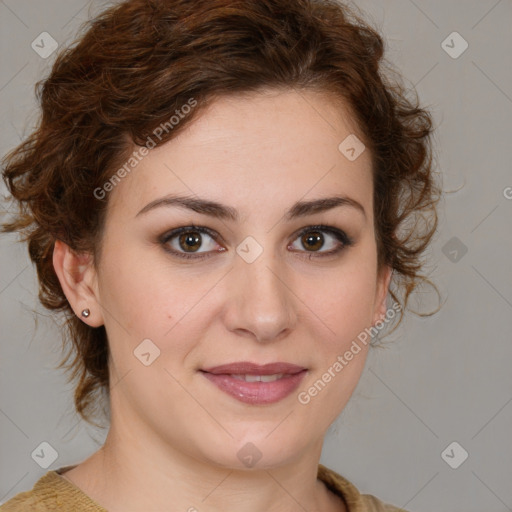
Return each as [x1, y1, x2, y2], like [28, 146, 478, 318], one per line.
[1, 463, 408, 511]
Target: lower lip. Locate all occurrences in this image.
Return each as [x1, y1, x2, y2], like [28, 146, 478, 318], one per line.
[201, 370, 308, 405]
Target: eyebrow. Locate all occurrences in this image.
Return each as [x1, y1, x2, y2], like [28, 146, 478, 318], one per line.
[136, 194, 366, 221]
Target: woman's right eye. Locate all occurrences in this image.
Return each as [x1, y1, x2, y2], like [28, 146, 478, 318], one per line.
[160, 226, 224, 260]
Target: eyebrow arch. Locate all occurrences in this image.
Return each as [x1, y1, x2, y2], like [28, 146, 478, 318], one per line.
[136, 194, 366, 221]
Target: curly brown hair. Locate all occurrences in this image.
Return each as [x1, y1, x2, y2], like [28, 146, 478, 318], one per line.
[1, 0, 442, 428]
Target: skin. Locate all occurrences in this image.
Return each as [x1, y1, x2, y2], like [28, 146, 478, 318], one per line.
[53, 88, 392, 512]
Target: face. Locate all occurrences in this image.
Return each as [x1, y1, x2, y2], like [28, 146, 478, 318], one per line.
[89, 88, 391, 470]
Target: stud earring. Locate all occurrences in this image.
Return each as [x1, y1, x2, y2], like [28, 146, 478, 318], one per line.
[81, 308, 90, 318]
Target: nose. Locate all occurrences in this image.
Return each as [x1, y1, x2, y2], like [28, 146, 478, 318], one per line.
[223, 247, 298, 343]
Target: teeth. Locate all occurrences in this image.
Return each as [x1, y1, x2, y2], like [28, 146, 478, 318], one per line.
[230, 373, 285, 382]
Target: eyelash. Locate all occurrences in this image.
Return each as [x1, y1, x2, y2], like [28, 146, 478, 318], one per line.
[159, 224, 354, 261]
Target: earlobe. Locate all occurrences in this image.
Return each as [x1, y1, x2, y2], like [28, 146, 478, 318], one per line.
[52, 239, 104, 327]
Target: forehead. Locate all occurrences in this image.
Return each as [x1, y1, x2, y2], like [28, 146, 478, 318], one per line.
[107, 88, 373, 221]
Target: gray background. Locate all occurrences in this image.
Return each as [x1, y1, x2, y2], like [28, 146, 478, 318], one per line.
[1, 1, 511, 511]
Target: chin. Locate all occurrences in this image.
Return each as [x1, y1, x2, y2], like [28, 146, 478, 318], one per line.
[195, 430, 307, 471]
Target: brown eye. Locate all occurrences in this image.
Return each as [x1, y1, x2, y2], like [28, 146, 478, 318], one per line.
[161, 226, 221, 259]
[178, 231, 202, 252]
[301, 231, 324, 251]
[289, 225, 353, 258]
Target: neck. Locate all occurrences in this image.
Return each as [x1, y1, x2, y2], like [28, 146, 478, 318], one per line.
[62, 416, 345, 512]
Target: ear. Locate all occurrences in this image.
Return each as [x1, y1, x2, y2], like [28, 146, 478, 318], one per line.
[52, 239, 104, 327]
[371, 264, 393, 326]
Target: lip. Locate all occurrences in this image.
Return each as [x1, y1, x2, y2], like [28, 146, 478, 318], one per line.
[200, 362, 308, 405]
[201, 361, 306, 375]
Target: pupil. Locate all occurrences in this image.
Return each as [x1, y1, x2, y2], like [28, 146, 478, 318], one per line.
[304, 232, 323, 251]
[180, 232, 201, 252]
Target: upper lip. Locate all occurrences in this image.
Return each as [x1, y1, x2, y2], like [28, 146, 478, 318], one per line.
[201, 362, 307, 375]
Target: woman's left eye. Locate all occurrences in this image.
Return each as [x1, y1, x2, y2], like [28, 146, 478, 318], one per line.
[289, 226, 353, 257]
[159, 224, 353, 260]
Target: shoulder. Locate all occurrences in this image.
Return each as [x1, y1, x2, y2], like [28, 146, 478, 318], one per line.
[318, 463, 410, 512]
[360, 493, 410, 512]
[1, 472, 60, 511]
[1, 468, 107, 512]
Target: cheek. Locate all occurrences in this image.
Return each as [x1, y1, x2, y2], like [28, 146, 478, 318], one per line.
[95, 240, 172, 342]
[295, 260, 377, 417]
[304, 256, 378, 349]
[97, 239, 218, 362]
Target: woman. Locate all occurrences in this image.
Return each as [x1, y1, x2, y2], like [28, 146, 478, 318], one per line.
[1, 0, 441, 510]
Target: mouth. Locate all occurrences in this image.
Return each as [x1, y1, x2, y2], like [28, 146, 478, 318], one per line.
[200, 361, 307, 376]
[199, 362, 308, 405]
